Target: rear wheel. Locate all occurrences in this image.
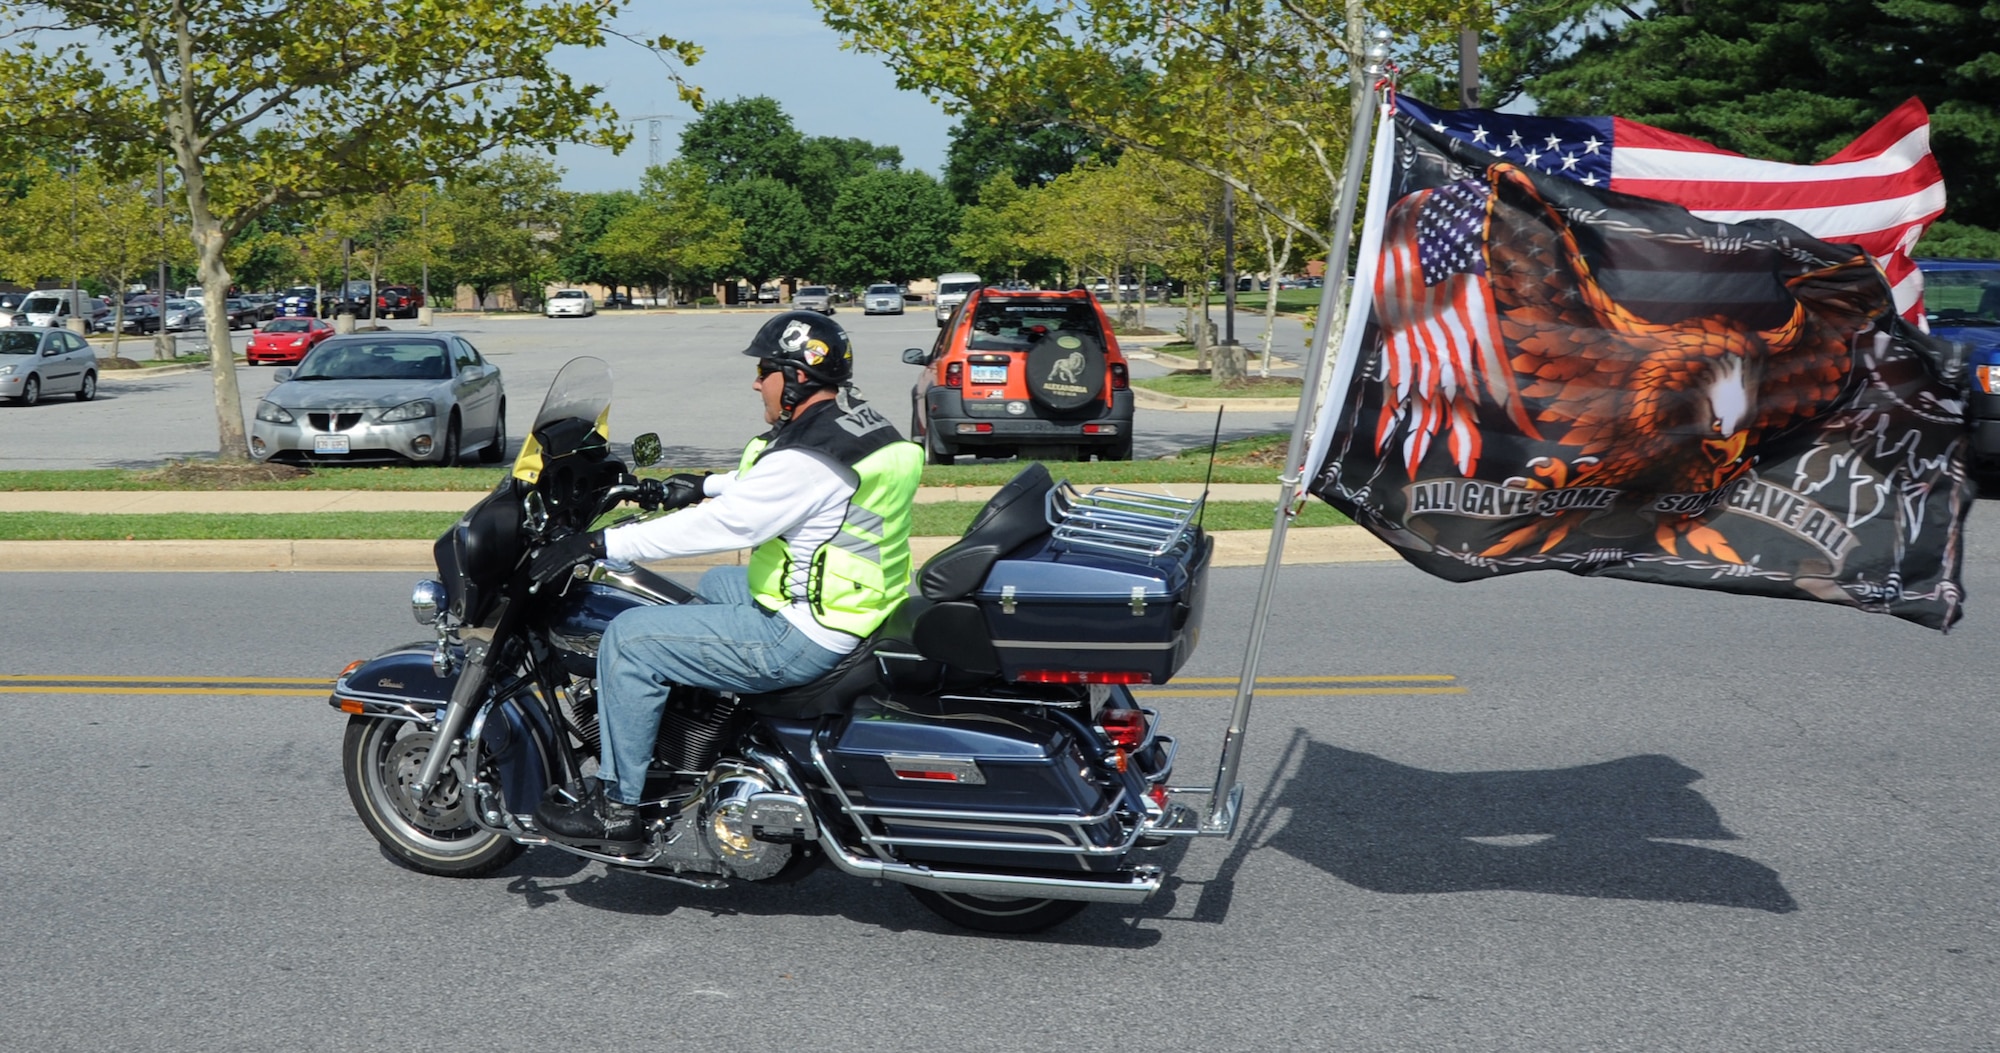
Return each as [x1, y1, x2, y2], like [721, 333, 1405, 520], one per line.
[74, 371, 96, 402]
[906, 887, 1089, 933]
[477, 400, 507, 463]
[341, 716, 523, 877]
[917, 408, 956, 465]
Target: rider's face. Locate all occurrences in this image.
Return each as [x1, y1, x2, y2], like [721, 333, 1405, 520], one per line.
[755, 365, 784, 423]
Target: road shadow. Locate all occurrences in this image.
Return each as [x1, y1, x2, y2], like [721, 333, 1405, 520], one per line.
[1260, 736, 1796, 913]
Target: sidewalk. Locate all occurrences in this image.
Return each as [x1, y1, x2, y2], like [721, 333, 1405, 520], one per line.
[0, 484, 1399, 571]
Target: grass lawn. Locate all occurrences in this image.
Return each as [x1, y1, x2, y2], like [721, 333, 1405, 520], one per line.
[0, 500, 1348, 540]
[1130, 372, 1304, 399]
[0, 432, 1305, 491]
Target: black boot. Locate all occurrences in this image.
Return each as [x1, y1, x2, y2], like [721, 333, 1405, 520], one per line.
[534, 777, 643, 852]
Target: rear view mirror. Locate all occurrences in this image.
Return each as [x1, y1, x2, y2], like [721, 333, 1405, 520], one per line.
[630, 432, 663, 468]
[901, 348, 928, 365]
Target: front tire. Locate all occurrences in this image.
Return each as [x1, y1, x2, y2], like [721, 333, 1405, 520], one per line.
[341, 716, 523, 877]
[17, 374, 40, 406]
[906, 887, 1089, 933]
[477, 400, 507, 463]
[436, 415, 461, 466]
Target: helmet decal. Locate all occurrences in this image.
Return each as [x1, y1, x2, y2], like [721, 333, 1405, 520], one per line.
[779, 318, 814, 353]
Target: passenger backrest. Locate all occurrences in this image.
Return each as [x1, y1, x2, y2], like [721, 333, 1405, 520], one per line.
[916, 462, 1055, 601]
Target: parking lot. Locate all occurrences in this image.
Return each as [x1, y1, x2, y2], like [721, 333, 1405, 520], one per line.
[0, 309, 1306, 470]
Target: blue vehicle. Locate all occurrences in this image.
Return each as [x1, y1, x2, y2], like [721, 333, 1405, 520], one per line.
[276, 285, 318, 318]
[1918, 259, 2000, 469]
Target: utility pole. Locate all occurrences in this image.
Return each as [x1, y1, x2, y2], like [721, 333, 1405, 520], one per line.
[626, 114, 684, 169]
[1459, 29, 1480, 108]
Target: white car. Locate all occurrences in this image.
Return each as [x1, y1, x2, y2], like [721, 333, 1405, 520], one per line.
[545, 290, 596, 318]
[862, 284, 905, 315]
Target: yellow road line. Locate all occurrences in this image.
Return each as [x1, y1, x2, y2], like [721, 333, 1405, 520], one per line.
[1167, 675, 1458, 684]
[0, 674, 331, 684]
[0, 686, 325, 696]
[1134, 686, 1467, 697]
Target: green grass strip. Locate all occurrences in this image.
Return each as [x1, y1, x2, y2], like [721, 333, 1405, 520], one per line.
[1130, 373, 1304, 399]
[0, 501, 1348, 541]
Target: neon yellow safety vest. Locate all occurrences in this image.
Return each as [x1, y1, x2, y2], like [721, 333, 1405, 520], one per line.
[738, 400, 923, 640]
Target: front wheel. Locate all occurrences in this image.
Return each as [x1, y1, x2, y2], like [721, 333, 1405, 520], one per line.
[906, 887, 1089, 933]
[341, 716, 523, 877]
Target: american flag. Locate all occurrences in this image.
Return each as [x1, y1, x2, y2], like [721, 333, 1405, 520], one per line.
[1396, 95, 1946, 326]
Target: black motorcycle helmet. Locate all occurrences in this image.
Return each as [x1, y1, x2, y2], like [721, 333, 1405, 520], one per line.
[742, 310, 854, 419]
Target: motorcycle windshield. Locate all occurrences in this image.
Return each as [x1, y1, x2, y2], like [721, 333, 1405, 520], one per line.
[512, 357, 614, 484]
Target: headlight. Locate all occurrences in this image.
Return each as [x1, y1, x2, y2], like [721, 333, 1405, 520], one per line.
[255, 401, 294, 424]
[0, 365, 15, 376]
[378, 398, 436, 423]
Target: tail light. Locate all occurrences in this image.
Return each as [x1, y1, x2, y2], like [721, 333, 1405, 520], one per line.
[1097, 707, 1149, 747]
[1016, 669, 1153, 685]
[944, 361, 963, 388]
[1110, 362, 1129, 390]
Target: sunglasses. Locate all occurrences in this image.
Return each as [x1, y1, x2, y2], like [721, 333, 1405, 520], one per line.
[758, 362, 782, 380]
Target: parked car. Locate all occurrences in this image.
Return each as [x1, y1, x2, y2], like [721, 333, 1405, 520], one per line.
[119, 304, 163, 335]
[756, 284, 782, 304]
[321, 281, 373, 318]
[862, 283, 905, 315]
[162, 298, 204, 331]
[905, 286, 1133, 463]
[239, 293, 278, 321]
[250, 332, 506, 466]
[277, 286, 319, 318]
[223, 297, 260, 330]
[0, 326, 97, 405]
[603, 291, 632, 309]
[376, 284, 422, 319]
[544, 289, 596, 318]
[794, 284, 835, 315]
[1920, 258, 2000, 473]
[12, 289, 92, 329]
[0, 291, 26, 317]
[933, 271, 981, 327]
[246, 316, 336, 366]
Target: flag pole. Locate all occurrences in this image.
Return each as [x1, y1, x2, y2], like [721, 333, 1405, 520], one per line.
[1202, 31, 1391, 832]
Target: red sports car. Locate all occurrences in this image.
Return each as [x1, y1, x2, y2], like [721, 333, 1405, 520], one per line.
[247, 317, 335, 365]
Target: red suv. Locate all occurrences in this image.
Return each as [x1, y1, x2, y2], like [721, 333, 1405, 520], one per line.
[376, 285, 423, 319]
[902, 287, 1134, 463]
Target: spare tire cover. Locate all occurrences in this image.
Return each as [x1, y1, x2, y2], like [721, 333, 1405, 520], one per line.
[1025, 332, 1106, 410]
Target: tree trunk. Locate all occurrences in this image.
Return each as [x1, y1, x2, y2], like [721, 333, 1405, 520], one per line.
[1259, 221, 1293, 378]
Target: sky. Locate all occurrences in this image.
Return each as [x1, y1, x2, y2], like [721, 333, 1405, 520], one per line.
[547, 2, 959, 192]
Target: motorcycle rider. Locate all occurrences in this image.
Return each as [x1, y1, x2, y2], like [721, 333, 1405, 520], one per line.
[527, 311, 925, 851]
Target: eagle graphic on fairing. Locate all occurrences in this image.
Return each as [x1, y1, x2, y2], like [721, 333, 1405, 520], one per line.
[1371, 163, 1886, 560]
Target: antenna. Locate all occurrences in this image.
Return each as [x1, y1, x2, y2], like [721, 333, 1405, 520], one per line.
[1197, 405, 1224, 531]
[626, 113, 684, 168]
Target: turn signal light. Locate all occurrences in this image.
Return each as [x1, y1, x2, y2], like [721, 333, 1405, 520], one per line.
[1016, 670, 1153, 685]
[335, 698, 366, 715]
[1978, 364, 2000, 394]
[338, 659, 365, 677]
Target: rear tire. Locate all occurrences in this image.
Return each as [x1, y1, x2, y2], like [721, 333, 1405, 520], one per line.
[74, 371, 96, 402]
[906, 887, 1089, 933]
[477, 400, 507, 463]
[341, 716, 523, 877]
[918, 408, 956, 465]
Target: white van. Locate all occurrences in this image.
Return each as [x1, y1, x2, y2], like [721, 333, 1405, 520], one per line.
[14, 289, 91, 329]
[933, 271, 981, 328]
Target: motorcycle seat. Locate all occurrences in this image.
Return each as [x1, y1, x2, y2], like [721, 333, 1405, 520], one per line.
[917, 462, 1054, 601]
[737, 599, 921, 719]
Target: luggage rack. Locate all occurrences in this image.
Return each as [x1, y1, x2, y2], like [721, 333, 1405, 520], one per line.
[1046, 483, 1203, 559]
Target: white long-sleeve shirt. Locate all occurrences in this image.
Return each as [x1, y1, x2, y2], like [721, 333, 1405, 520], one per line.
[604, 447, 860, 654]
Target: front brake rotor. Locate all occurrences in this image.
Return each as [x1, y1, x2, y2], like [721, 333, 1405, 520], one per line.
[382, 732, 472, 832]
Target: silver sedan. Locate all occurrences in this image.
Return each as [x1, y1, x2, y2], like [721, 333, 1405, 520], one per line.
[249, 331, 506, 465]
[862, 284, 905, 315]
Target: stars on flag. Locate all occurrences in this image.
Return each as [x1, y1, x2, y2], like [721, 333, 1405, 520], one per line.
[1395, 96, 1615, 189]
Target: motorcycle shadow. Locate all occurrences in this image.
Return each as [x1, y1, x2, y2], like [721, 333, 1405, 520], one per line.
[497, 845, 1182, 946]
[1253, 735, 1797, 913]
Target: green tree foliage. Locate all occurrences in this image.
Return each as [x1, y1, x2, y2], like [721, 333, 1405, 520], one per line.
[950, 171, 1042, 277]
[1487, 0, 2000, 234]
[0, 0, 698, 459]
[594, 160, 743, 303]
[821, 170, 960, 286]
[429, 154, 568, 308]
[678, 96, 808, 185]
[797, 136, 904, 214]
[718, 178, 815, 288]
[554, 191, 643, 288]
[943, 110, 1117, 204]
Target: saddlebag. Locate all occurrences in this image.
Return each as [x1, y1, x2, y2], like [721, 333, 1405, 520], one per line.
[785, 694, 1131, 873]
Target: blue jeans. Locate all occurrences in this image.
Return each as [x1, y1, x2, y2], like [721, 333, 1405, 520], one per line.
[595, 565, 844, 805]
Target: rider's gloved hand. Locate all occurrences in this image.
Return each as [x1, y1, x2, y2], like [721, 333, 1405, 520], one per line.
[528, 530, 605, 590]
[658, 473, 710, 512]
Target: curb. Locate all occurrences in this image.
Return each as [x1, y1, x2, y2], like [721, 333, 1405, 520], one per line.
[1130, 385, 1301, 413]
[0, 527, 1398, 573]
[100, 362, 214, 380]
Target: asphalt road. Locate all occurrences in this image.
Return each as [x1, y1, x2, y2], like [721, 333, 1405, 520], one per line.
[3, 528, 1997, 1050]
[0, 308, 1310, 470]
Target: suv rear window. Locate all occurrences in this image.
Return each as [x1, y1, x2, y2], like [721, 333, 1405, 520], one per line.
[799, 286, 829, 296]
[966, 300, 1104, 351]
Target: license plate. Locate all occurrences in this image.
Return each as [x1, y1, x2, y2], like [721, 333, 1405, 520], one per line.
[969, 364, 1007, 384]
[313, 435, 350, 454]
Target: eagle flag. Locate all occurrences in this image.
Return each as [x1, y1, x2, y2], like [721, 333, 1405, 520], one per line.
[1390, 95, 1945, 326]
[1305, 102, 1973, 630]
